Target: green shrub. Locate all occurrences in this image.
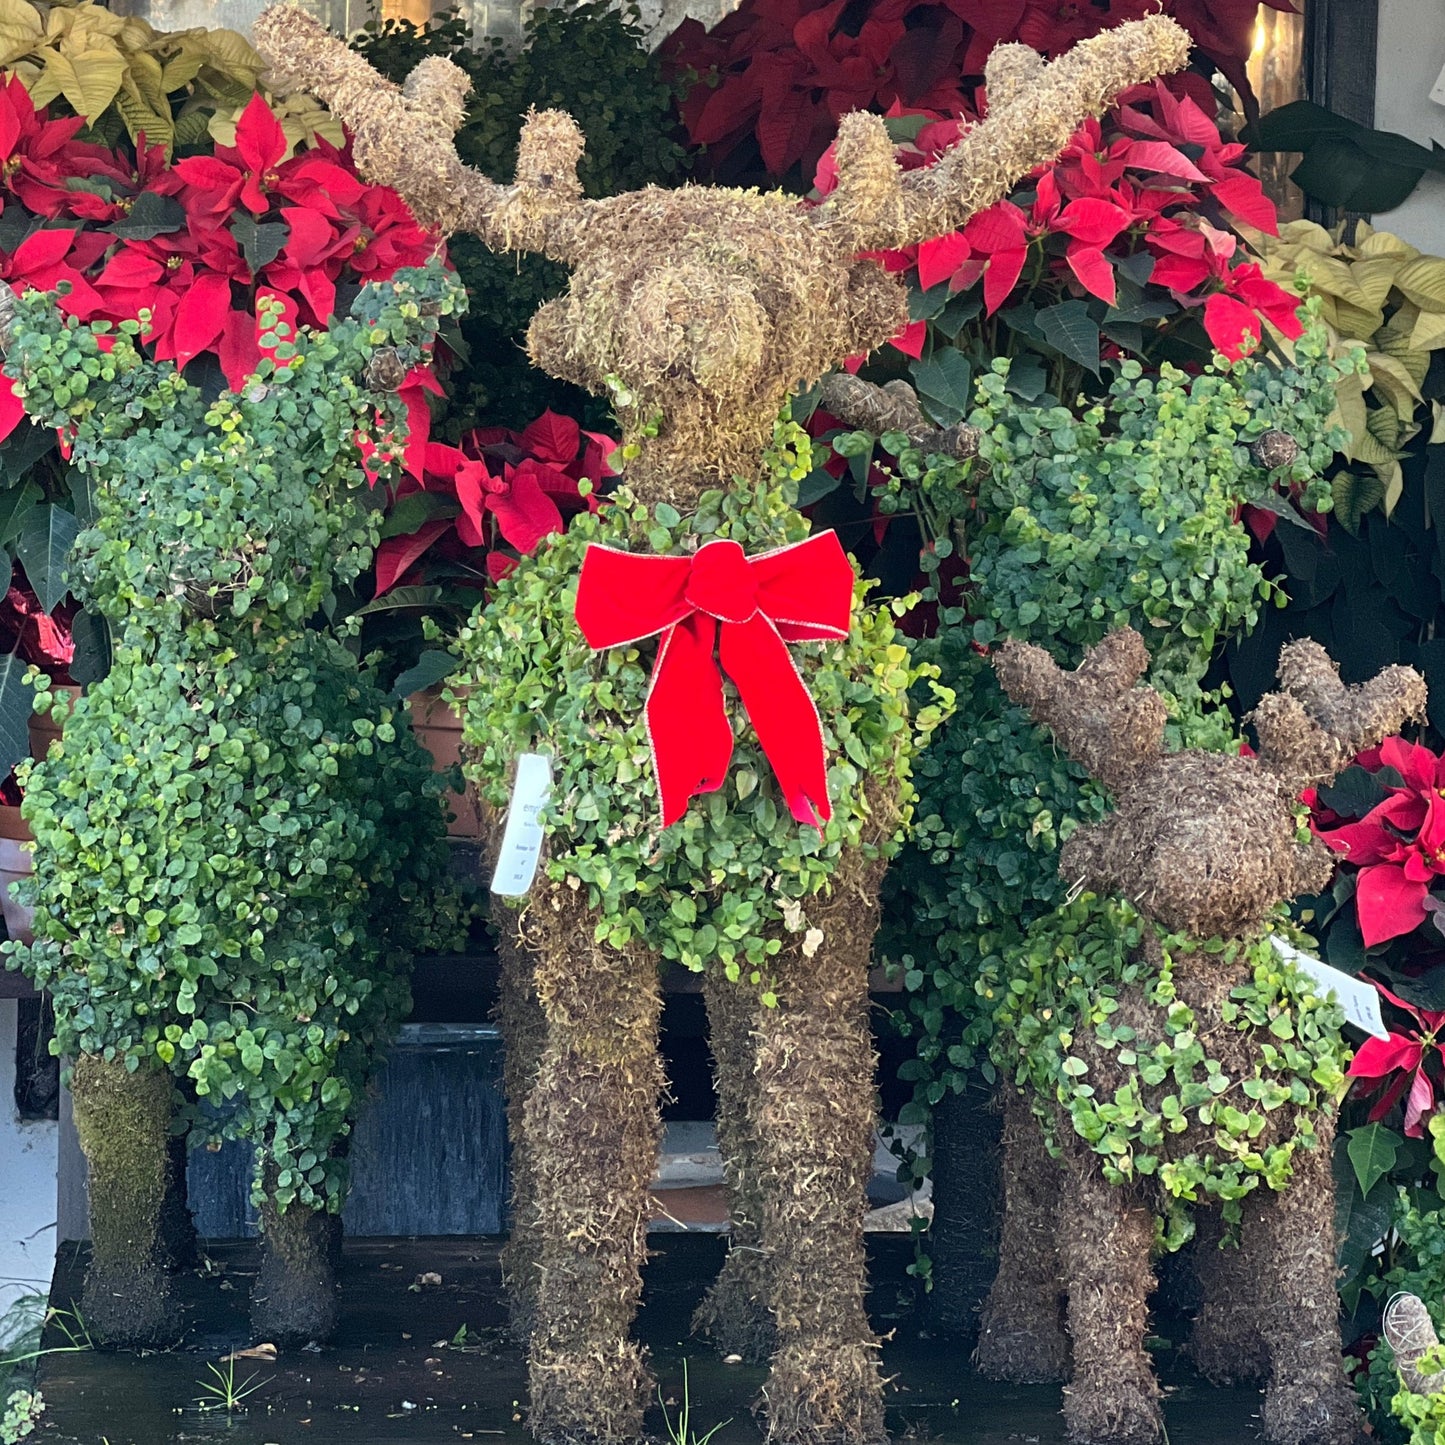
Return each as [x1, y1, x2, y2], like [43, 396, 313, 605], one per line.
[5, 262, 466, 1210]
[878, 323, 1348, 1161]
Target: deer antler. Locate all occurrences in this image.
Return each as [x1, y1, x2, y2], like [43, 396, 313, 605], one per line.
[253, 4, 589, 259]
[814, 15, 1191, 253]
[1250, 640, 1427, 793]
[994, 629, 1167, 795]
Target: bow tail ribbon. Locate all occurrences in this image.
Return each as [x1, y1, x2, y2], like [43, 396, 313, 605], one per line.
[720, 612, 832, 827]
[646, 613, 735, 826]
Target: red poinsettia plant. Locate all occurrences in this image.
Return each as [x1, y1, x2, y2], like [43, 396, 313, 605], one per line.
[1346, 979, 1445, 1138]
[1313, 736, 1445, 950]
[822, 78, 1303, 379]
[664, 0, 1291, 183]
[798, 75, 1307, 601]
[367, 408, 618, 609]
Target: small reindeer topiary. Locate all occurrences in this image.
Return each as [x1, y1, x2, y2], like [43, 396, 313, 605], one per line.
[984, 627, 1424, 1445]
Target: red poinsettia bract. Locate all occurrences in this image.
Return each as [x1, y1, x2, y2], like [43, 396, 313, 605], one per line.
[664, 0, 1292, 182]
[1348, 979, 1445, 1137]
[1317, 736, 1445, 948]
[373, 410, 619, 596]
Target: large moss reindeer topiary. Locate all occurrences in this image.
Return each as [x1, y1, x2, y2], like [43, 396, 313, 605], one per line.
[3, 264, 461, 1346]
[984, 627, 1424, 1445]
[253, 9, 1193, 1442]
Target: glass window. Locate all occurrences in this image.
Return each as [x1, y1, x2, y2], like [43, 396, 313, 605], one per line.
[109, 0, 534, 46]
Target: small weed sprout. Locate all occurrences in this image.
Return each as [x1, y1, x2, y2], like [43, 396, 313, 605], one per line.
[195, 1358, 264, 1413]
[0, 1390, 42, 1444]
[659, 1360, 730, 1445]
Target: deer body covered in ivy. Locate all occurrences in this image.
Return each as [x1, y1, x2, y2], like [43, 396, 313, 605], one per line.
[2, 266, 460, 1347]
[984, 628, 1424, 1445]
[253, 9, 1194, 1442]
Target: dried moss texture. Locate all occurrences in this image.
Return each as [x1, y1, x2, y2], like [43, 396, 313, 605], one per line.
[974, 1089, 1067, 1382]
[818, 374, 980, 460]
[481, 803, 549, 1348]
[985, 629, 1423, 1445]
[255, 5, 1188, 502]
[521, 880, 665, 1445]
[693, 969, 774, 1364]
[252, 1192, 338, 1347]
[1248, 1122, 1364, 1445]
[1253, 640, 1427, 794]
[70, 1054, 173, 1347]
[1188, 1208, 1270, 1387]
[751, 849, 889, 1445]
[1056, 1155, 1161, 1445]
[995, 631, 1425, 940]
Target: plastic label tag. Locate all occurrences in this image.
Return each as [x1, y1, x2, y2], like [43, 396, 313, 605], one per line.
[490, 753, 552, 898]
[1270, 935, 1388, 1039]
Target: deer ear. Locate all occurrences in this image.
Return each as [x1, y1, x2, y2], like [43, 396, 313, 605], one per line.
[994, 628, 1166, 793]
[1254, 642, 1427, 791]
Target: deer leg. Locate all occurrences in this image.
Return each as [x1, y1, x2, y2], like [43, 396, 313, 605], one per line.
[252, 1185, 338, 1347]
[692, 969, 773, 1363]
[975, 1089, 1068, 1383]
[1187, 1204, 1269, 1386]
[1251, 1132, 1365, 1445]
[1057, 1160, 1162, 1445]
[70, 1054, 173, 1347]
[753, 854, 888, 1445]
[524, 886, 665, 1445]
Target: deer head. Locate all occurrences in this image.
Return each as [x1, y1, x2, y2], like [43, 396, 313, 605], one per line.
[253, 6, 1189, 505]
[994, 629, 1427, 940]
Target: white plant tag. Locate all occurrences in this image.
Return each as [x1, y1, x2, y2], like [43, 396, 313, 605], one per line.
[490, 753, 553, 898]
[1270, 935, 1388, 1039]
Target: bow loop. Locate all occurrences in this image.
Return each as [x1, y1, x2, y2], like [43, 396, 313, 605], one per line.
[573, 529, 856, 826]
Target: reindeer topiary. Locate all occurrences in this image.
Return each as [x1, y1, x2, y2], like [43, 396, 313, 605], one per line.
[252, 10, 1194, 1442]
[982, 626, 1424, 1445]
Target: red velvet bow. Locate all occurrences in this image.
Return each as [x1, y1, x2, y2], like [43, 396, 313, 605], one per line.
[574, 532, 855, 827]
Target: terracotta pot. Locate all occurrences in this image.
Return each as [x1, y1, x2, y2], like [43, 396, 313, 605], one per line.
[28, 683, 82, 762]
[407, 686, 484, 839]
[0, 804, 34, 945]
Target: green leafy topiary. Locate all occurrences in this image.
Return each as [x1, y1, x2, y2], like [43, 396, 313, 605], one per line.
[988, 894, 1350, 1237]
[5, 260, 467, 1215]
[453, 416, 951, 980]
[879, 321, 1350, 1151]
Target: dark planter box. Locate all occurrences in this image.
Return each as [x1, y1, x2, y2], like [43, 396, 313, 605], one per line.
[188, 1022, 508, 1238]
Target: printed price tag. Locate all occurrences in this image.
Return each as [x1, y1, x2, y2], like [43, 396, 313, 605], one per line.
[1270, 935, 1388, 1039]
[490, 753, 553, 898]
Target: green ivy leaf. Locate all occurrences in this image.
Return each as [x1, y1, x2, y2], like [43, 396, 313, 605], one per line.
[912, 348, 973, 427]
[1346, 1122, 1402, 1198]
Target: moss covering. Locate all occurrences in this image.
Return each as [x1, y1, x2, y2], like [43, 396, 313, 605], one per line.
[69, 1054, 173, 1347]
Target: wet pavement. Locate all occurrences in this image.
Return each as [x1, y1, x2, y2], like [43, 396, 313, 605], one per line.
[35, 1235, 1268, 1444]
